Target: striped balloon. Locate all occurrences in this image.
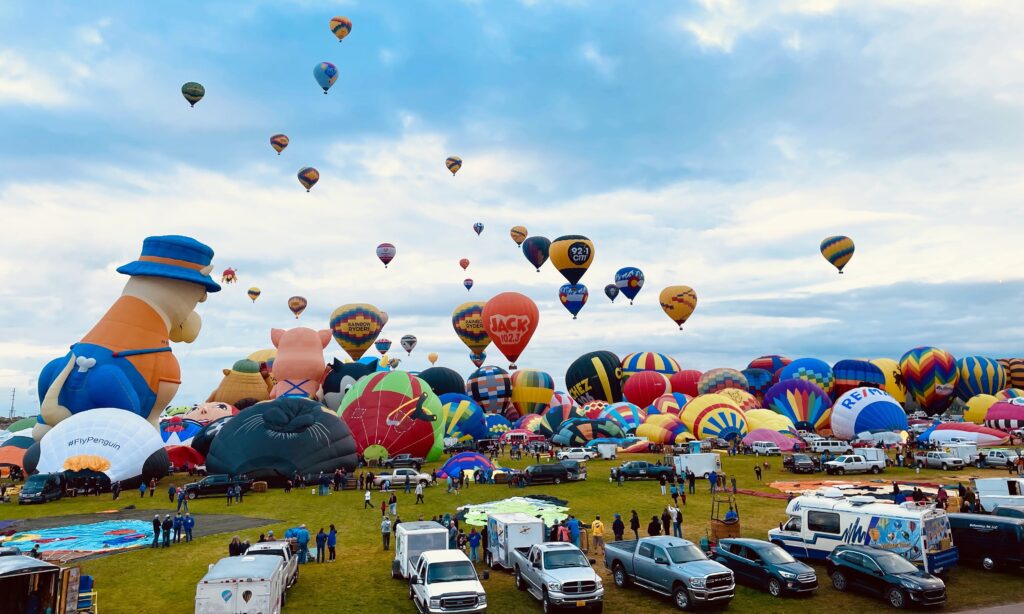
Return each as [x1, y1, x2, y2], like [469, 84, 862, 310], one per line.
[648, 393, 691, 416]
[680, 394, 748, 441]
[1002, 358, 1024, 389]
[899, 347, 959, 415]
[697, 368, 749, 395]
[621, 352, 681, 378]
[510, 369, 555, 416]
[832, 359, 886, 399]
[599, 402, 647, 433]
[984, 398, 1024, 431]
[763, 379, 833, 435]
[718, 388, 761, 411]
[780, 358, 835, 396]
[955, 356, 1008, 401]
[748, 355, 792, 373]
[996, 388, 1024, 401]
[820, 235, 855, 273]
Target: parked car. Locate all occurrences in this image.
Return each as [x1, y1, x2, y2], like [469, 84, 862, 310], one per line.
[604, 536, 734, 610]
[609, 461, 674, 481]
[511, 542, 604, 612]
[557, 447, 598, 461]
[246, 540, 299, 588]
[823, 454, 885, 475]
[524, 464, 571, 485]
[825, 544, 946, 609]
[752, 441, 781, 456]
[712, 538, 817, 597]
[914, 451, 964, 471]
[444, 442, 478, 454]
[809, 439, 854, 455]
[408, 549, 487, 614]
[558, 459, 588, 481]
[384, 453, 424, 470]
[183, 474, 253, 500]
[17, 473, 64, 505]
[782, 454, 818, 474]
[947, 513, 1024, 571]
[374, 468, 432, 488]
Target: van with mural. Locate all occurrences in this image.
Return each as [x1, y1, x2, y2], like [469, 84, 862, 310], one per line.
[767, 491, 959, 574]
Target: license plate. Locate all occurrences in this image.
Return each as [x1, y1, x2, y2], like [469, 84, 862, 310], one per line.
[576, 601, 587, 607]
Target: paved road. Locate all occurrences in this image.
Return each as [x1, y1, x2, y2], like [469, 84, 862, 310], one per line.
[959, 604, 1024, 614]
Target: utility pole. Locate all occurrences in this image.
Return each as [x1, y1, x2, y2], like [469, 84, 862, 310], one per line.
[8, 388, 14, 419]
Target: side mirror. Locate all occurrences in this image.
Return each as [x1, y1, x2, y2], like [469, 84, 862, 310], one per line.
[533, 560, 541, 568]
[875, 570, 884, 577]
[779, 522, 784, 531]
[655, 557, 669, 565]
[482, 571, 490, 580]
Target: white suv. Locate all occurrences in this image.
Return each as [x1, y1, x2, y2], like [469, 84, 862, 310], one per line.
[556, 447, 597, 461]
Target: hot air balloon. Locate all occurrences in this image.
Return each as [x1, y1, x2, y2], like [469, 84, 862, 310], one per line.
[604, 284, 619, 302]
[181, 82, 205, 107]
[679, 394, 748, 441]
[330, 303, 385, 361]
[459, 258, 470, 270]
[984, 398, 1024, 430]
[614, 267, 644, 304]
[428, 352, 439, 366]
[697, 368, 749, 395]
[621, 353, 681, 378]
[380, 311, 389, 327]
[1002, 358, 1024, 389]
[599, 402, 647, 433]
[581, 400, 609, 419]
[550, 235, 594, 284]
[831, 388, 908, 441]
[669, 370, 702, 397]
[658, 286, 697, 329]
[522, 236, 551, 272]
[955, 356, 1007, 400]
[463, 278, 474, 291]
[510, 226, 528, 247]
[832, 359, 886, 399]
[964, 394, 997, 424]
[419, 368, 466, 397]
[287, 296, 307, 318]
[159, 416, 203, 446]
[996, 388, 1024, 401]
[820, 235, 855, 274]
[270, 134, 289, 154]
[473, 222, 484, 236]
[872, 358, 908, 403]
[374, 243, 396, 268]
[452, 302, 491, 355]
[552, 418, 625, 447]
[741, 368, 773, 400]
[297, 167, 320, 191]
[919, 422, 1008, 447]
[636, 414, 692, 445]
[247, 287, 261, 302]
[779, 358, 835, 396]
[763, 379, 833, 434]
[400, 335, 418, 355]
[375, 338, 392, 356]
[314, 61, 338, 94]
[446, 156, 462, 175]
[743, 409, 796, 435]
[337, 371, 444, 462]
[899, 347, 959, 415]
[565, 351, 623, 405]
[748, 355, 792, 373]
[438, 394, 488, 443]
[469, 352, 486, 368]
[538, 395, 585, 438]
[510, 369, 555, 417]
[648, 392, 691, 416]
[623, 371, 671, 408]
[466, 366, 513, 414]
[718, 388, 761, 412]
[329, 16, 352, 41]
[558, 283, 588, 319]
[482, 292, 538, 370]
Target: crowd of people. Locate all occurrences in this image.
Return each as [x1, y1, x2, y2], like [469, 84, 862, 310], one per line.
[151, 512, 195, 547]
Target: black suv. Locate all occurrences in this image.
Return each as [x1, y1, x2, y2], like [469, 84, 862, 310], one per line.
[524, 464, 570, 485]
[783, 454, 818, 474]
[826, 545, 945, 609]
[183, 474, 254, 500]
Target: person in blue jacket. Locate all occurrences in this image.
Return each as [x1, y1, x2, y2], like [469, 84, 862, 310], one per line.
[183, 513, 195, 542]
[327, 524, 337, 562]
[296, 524, 311, 563]
[566, 515, 581, 548]
[172, 513, 183, 543]
[315, 527, 328, 563]
[467, 528, 482, 562]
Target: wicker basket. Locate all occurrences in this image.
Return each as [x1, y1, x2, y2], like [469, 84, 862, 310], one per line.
[710, 519, 741, 542]
[251, 481, 268, 493]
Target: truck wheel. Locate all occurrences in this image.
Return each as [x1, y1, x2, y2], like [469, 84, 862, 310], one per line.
[837, 468, 845, 475]
[515, 567, 526, 590]
[673, 586, 691, 610]
[408, 584, 414, 601]
[870, 466, 881, 474]
[768, 577, 783, 597]
[612, 563, 630, 588]
[982, 556, 997, 571]
[542, 591, 556, 614]
[391, 561, 400, 579]
[831, 571, 848, 592]
[941, 463, 948, 471]
[886, 587, 907, 609]
[553, 477, 562, 485]
[187, 491, 197, 500]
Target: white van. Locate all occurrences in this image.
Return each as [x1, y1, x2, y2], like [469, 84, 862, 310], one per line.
[392, 521, 449, 579]
[752, 441, 782, 456]
[973, 477, 1024, 511]
[767, 492, 959, 574]
[195, 556, 285, 613]
[809, 439, 853, 454]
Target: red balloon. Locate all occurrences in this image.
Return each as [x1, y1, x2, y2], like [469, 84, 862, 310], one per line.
[481, 292, 539, 370]
[669, 369, 702, 397]
[623, 371, 671, 408]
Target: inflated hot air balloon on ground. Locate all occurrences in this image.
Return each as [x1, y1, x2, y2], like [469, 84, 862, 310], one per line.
[400, 335, 418, 355]
[376, 243, 396, 268]
[955, 356, 1007, 400]
[581, 401, 608, 419]
[659, 286, 697, 329]
[486, 414, 512, 438]
[438, 394, 488, 443]
[718, 388, 761, 412]
[270, 134, 289, 154]
[247, 287, 261, 302]
[614, 267, 644, 304]
[748, 355, 792, 373]
[446, 156, 462, 175]
[337, 371, 444, 462]
[329, 16, 352, 41]
[510, 226, 528, 246]
[604, 284, 619, 302]
[600, 402, 646, 433]
[466, 366, 513, 414]
[459, 258, 470, 270]
[314, 62, 338, 93]
[648, 393, 691, 416]
[831, 359, 886, 399]
[899, 347, 959, 415]
[452, 302, 491, 357]
[437, 452, 493, 480]
[964, 394, 998, 424]
[1002, 358, 1024, 389]
[287, 296, 307, 318]
[741, 368, 773, 400]
[996, 388, 1024, 401]
[831, 388, 908, 441]
[330, 303, 385, 361]
[669, 370, 702, 397]
[473, 223, 484, 236]
[552, 417, 625, 447]
[636, 413, 691, 445]
[623, 371, 671, 408]
[522, 236, 551, 272]
[463, 279, 474, 291]
[565, 351, 622, 405]
[419, 367, 466, 397]
[920, 422, 1007, 447]
[510, 370, 555, 416]
[375, 338, 392, 356]
[621, 352, 681, 378]
[743, 409, 796, 435]
[297, 167, 319, 191]
[780, 358, 835, 396]
[984, 398, 1024, 430]
[763, 379, 833, 434]
[680, 394, 748, 441]
[697, 368, 748, 395]
[559, 283, 588, 319]
[428, 353, 439, 366]
[181, 82, 205, 107]
[482, 292, 538, 370]
[515, 413, 543, 433]
[159, 416, 203, 446]
[538, 396, 585, 438]
[820, 235, 855, 274]
[872, 358, 908, 403]
[550, 235, 594, 284]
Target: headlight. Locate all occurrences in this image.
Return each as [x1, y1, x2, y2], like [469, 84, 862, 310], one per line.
[429, 598, 441, 608]
[547, 581, 561, 591]
[778, 571, 797, 579]
[689, 577, 706, 588]
[595, 578, 603, 589]
[900, 581, 919, 590]
[477, 594, 487, 605]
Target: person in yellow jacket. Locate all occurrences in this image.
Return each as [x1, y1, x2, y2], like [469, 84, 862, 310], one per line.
[591, 516, 605, 554]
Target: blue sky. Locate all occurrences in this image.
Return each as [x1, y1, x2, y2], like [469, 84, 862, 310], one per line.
[2, 0, 1023, 416]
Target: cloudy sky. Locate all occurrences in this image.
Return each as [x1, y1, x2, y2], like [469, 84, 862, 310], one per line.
[2, 0, 1023, 416]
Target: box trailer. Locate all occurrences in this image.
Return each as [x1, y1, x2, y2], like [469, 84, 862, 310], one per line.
[485, 513, 545, 570]
[195, 556, 285, 614]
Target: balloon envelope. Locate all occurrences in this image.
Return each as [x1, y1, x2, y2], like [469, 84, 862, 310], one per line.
[473, 223, 484, 236]
[463, 279, 474, 291]
[820, 235, 855, 273]
[330, 303, 385, 361]
[466, 366, 513, 415]
[522, 236, 551, 271]
[481, 292, 538, 369]
[900, 347, 959, 415]
[550, 235, 595, 284]
[452, 302, 491, 354]
[287, 296, 307, 318]
[401, 334, 418, 355]
[511, 369, 555, 416]
[181, 82, 205, 107]
[780, 358, 835, 396]
[830, 387, 908, 441]
[247, 287, 261, 302]
[337, 371, 444, 461]
[376, 243, 396, 267]
[763, 379, 833, 434]
[329, 16, 352, 41]
[566, 351, 623, 405]
[669, 370, 702, 398]
[314, 62, 338, 93]
[698, 368, 749, 395]
[419, 367, 466, 398]
[270, 134, 289, 154]
[439, 394, 488, 443]
[658, 286, 697, 329]
[446, 156, 462, 175]
[680, 394, 748, 441]
[604, 284, 619, 302]
[964, 394, 997, 424]
[621, 352, 681, 378]
[623, 371, 671, 408]
[872, 358, 908, 403]
[297, 167, 319, 191]
[832, 359, 886, 400]
[552, 417, 624, 447]
[955, 356, 1007, 400]
[558, 283, 588, 319]
[614, 267, 644, 304]
[510, 226, 528, 246]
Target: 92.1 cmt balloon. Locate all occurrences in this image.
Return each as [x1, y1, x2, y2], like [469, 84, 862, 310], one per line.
[459, 258, 470, 271]
[400, 335, 417, 355]
[482, 292, 539, 370]
[463, 278, 474, 291]
[604, 284, 619, 302]
[297, 167, 320, 192]
[473, 223, 484, 236]
[446, 156, 462, 176]
[376, 243, 396, 268]
[521, 236, 551, 272]
[820, 235, 855, 274]
[314, 62, 339, 94]
[287, 296, 308, 318]
[659, 285, 697, 330]
[270, 134, 289, 155]
[181, 82, 205, 107]
[550, 235, 595, 284]
[559, 283, 589, 320]
[510, 226, 528, 247]
[329, 16, 352, 42]
[247, 287, 261, 302]
[614, 267, 644, 305]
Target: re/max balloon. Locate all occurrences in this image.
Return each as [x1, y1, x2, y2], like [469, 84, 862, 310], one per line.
[522, 236, 551, 272]
[482, 292, 538, 369]
[604, 284, 619, 302]
[314, 62, 338, 94]
[463, 278, 474, 291]
[614, 267, 644, 304]
[830, 387, 907, 441]
[270, 134, 289, 155]
[550, 235, 595, 284]
[558, 283, 588, 319]
[330, 303, 385, 361]
[565, 351, 623, 405]
[658, 286, 697, 329]
[820, 235, 855, 274]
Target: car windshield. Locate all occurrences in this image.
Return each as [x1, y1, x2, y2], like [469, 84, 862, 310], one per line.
[759, 546, 796, 564]
[667, 545, 706, 564]
[793, 455, 810, 461]
[427, 561, 477, 583]
[248, 550, 284, 559]
[875, 553, 918, 574]
[544, 550, 589, 569]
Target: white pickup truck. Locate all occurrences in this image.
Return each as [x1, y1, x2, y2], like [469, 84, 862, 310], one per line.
[510, 542, 604, 612]
[823, 454, 885, 475]
[245, 540, 298, 589]
[409, 549, 487, 614]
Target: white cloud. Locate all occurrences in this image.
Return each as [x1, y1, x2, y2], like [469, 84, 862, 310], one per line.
[578, 42, 617, 78]
[0, 50, 72, 106]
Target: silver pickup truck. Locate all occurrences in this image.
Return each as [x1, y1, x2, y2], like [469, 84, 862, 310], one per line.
[914, 451, 965, 470]
[510, 542, 604, 613]
[604, 537, 734, 610]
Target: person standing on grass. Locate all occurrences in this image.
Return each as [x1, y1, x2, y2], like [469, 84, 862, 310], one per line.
[149, 477, 156, 497]
[661, 508, 671, 535]
[617, 470, 624, 487]
[139, 482, 147, 498]
[669, 505, 682, 538]
[415, 481, 425, 504]
[468, 528, 482, 562]
[659, 473, 667, 496]
[380, 499, 387, 517]
[161, 515, 172, 548]
[647, 516, 661, 536]
[167, 484, 176, 502]
[687, 470, 696, 495]
[567, 515, 581, 548]
[670, 482, 679, 506]
[152, 515, 161, 548]
[173, 513, 183, 543]
[381, 516, 392, 550]
[327, 524, 337, 562]
[226, 485, 233, 506]
[754, 465, 762, 481]
[709, 469, 718, 494]
[364, 489, 372, 509]
[316, 528, 327, 563]
[389, 492, 398, 516]
[296, 524, 310, 564]
[184, 513, 195, 542]
[405, 474, 412, 494]
[236, 484, 243, 504]
[612, 514, 624, 541]
[591, 516, 605, 554]
[629, 511, 640, 540]
[177, 488, 189, 513]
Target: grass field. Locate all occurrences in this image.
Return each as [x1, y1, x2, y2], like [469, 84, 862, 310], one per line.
[4, 453, 1024, 613]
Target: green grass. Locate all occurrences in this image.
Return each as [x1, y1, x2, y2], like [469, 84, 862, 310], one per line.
[5, 454, 1024, 613]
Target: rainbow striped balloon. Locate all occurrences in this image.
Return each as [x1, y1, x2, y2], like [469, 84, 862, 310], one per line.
[820, 235, 855, 274]
[510, 369, 555, 416]
[899, 347, 959, 415]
